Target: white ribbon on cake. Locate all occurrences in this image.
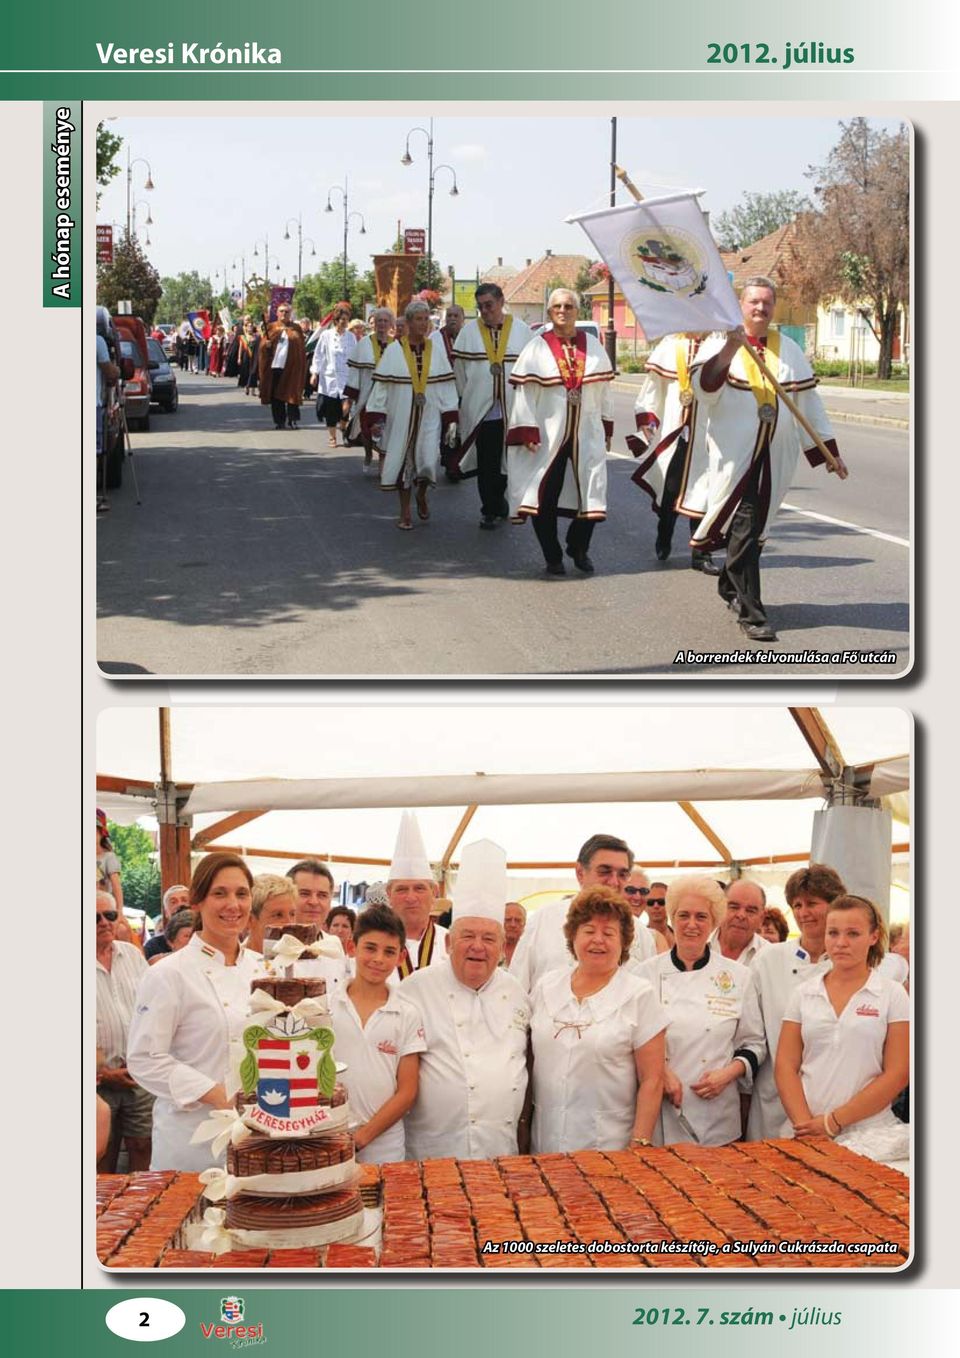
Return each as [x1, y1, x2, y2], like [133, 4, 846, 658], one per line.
[199, 1160, 359, 1202]
[189, 1107, 255, 1159]
[247, 989, 330, 1027]
[268, 933, 343, 967]
[185, 1206, 236, 1256]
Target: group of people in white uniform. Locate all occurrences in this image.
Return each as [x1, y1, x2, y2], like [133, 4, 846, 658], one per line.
[123, 815, 908, 1175]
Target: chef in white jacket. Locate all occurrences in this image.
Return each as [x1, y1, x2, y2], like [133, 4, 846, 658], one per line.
[385, 810, 448, 982]
[127, 853, 263, 1171]
[530, 886, 666, 1153]
[636, 875, 751, 1146]
[734, 863, 846, 1139]
[510, 836, 665, 994]
[402, 840, 531, 1161]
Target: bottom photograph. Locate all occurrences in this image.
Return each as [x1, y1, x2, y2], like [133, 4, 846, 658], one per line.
[94, 704, 911, 1274]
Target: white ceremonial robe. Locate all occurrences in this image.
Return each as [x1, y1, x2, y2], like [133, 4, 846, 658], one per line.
[386, 922, 449, 988]
[506, 332, 614, 521]
[530, 966, 667, 1153]
[629, 334, 712, 517]
[343, 334, 392, 442]
[636, 948, 751, 1146]
[126, 935, 264, 1171]
[328, 987, 427, 1163]
[364, 338, 459, 489]
[510, 896, 660, 994]
[734, 940, 832, 1140]
[452, 315, 535, 473]
[400, 965, 531, 1161]
[782, 970, 909, 1153]
[691, 330, 837, 550]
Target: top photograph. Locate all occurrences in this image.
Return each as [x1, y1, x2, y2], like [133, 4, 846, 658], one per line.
[93, 111, 911, 679]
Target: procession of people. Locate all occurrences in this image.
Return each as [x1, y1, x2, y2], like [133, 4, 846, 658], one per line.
[100, 808, 909, 1175]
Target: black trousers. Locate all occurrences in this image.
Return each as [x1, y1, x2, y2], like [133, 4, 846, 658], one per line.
[531, 441, 595, 566]
[271, 380, 299, 428]
[476, 419, 509, 518]
[717, 465, 766, 625]
[657, 435, 706, 554]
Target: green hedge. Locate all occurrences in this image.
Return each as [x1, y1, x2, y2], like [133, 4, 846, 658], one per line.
[813, 359, 909, 378]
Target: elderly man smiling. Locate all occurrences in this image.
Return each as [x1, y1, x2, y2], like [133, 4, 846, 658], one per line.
[401, 840, 531, 1161]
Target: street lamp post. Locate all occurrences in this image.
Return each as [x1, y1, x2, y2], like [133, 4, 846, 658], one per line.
[284, 215, 318, 285]
[401, 118, 460, 295]
[231, 256, 247, 310]
[325, 178, 366, 303]
[125, 148, 154, 239]
[252, 238, 281, 285]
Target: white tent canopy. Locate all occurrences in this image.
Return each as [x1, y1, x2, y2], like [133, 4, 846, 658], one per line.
[96, 706, 910, 874]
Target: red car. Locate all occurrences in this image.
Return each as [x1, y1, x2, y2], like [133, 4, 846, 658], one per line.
[113, 315, 153, 431]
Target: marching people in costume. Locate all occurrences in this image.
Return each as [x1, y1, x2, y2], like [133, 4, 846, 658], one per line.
[258, 301, 307, 431]
[363, 300, 459, 530]
[506, 289, 615, 576]
[385, 810, 448, 979]
[401, 840, 531, 1161]
[126, 853, 263, 1171]
[693, 276, 848, 642]
[343, 306, 395, 476]
[628, 333, 719, 575]
[310, 303, 356, 450]
[451, 283, 534, 530]
[237, 317, 260, 395]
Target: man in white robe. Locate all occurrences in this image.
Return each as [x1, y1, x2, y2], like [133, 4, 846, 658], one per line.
[507, 288, 614, 576]
[693, 276, 848, 642]
[628, 332, 719, 575]
[343, 306, 394, 474]
[402, 840, 531, 1161]
[452, 283, 534, 529]
[363, 299, 459, 529]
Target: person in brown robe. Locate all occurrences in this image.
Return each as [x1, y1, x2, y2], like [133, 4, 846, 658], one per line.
[259, 302, 307, 430]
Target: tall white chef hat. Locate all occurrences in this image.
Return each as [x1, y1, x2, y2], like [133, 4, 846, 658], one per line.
[451, 839, 507, 925]
[388, 810, 434, 883]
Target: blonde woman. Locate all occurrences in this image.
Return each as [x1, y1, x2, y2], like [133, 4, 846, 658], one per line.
[635, 874, 751, 1145]
[246, 873, 297, 953]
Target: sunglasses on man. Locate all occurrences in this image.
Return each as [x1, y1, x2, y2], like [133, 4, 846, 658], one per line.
[646, 896, 666, 907]
[622, 885, 649, 897]
[96, 910, 119, 923]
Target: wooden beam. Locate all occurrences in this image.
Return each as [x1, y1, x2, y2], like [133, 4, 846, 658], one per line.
[789, 706, 845, 780]
[96, 773, 159, 796]
[193, 809, 268, 848]
[678, 801, 732, 863]
[160, 823, 193, 892]
[206, 844, 393, 868]
[440, 805, 478, 869]
[159, 708, 173, 784]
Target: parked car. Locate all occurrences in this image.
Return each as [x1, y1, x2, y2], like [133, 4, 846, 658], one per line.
[146, 338, 179, 412]
[113, 315, 153, 431]
[532, 319, 602, 341]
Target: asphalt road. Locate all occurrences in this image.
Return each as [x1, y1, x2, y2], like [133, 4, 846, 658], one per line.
[97, 374, 910, 678]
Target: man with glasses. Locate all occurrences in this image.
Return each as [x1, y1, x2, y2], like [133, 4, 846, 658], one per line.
[509, 834, 658, 992]
[623, 866, 670, 962]
[507, 288, 615, 576]
[451, 284, 534, 529]
[713, 879, 770, 965]
[643, 880, 674, 947]
[95, 890, 153, 1171]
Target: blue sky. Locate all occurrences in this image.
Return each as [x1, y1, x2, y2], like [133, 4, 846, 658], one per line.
[95, 112, 903, 287]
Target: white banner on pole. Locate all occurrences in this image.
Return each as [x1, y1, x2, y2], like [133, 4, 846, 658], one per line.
[567, 191, 742, 341]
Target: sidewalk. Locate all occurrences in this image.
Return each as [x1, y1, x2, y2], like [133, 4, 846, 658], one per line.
[610, 374, 910, 429]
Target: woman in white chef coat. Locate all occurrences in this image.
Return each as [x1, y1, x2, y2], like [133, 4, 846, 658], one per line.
[529, 887, 666, 1153]
[635, 875, 751, 1146]
[775, 895, 909, 1158]
[126, 852, 263, 1171]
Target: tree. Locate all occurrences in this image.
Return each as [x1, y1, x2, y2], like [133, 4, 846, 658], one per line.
[121, 860, 162, 916]
[574, 260, 602, 319]
[106, 821, 156, 867]
[154, 271, 217, 325]
[96, 122, 122, 206]
[294, 260, 375, 320]
[97, 234, 163, 325]
[714, 190, 813, 251]
[789, 119, 909, 379]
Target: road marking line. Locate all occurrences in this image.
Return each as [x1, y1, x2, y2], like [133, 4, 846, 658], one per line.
[780, 503, 909, 548]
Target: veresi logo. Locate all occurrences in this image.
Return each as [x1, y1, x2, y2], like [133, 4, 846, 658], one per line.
[856, 1004, 880, 1017]
[199, 1297, 266, 1342]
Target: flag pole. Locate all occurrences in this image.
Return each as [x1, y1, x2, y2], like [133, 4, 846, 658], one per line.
[613, 166, 842, 473]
